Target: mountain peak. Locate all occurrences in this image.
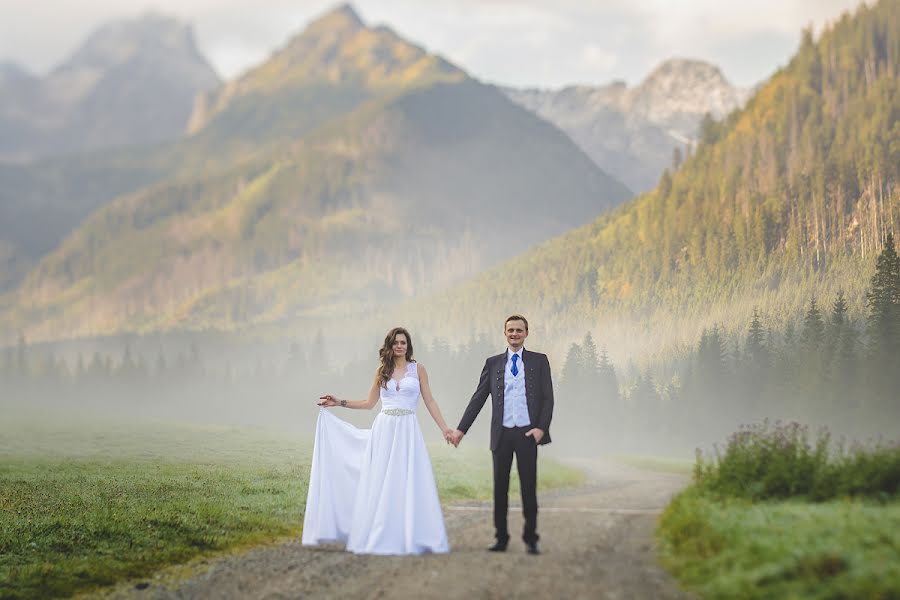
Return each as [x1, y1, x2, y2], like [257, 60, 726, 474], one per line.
[222, 1, 463, 93]
[642, 58, 731, 88]
[305, 3, 365, 36]
[629, 57, 749, 125]
[54, 12, 203, 74]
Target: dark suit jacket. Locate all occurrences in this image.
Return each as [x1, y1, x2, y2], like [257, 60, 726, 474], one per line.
[458, 348, 554, 451]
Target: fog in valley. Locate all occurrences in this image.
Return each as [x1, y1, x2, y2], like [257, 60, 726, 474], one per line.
[4, 308, 895, 463]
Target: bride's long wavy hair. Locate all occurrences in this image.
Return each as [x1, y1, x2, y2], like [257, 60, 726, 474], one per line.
[375, 327, 415, 388]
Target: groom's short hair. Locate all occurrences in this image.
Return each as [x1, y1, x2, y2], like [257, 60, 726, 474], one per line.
[505, 314, 529, 332]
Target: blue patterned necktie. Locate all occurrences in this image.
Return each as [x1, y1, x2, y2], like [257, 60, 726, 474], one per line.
[511, 353, 519, 377]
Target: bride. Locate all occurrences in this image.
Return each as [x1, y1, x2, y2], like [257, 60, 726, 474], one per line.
[301, 326, 453, 554]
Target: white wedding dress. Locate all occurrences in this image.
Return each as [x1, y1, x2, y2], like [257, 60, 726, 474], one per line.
[302, 361, 450, 554]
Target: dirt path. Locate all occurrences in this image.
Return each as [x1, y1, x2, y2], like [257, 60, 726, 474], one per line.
[98, 458, 691, 600]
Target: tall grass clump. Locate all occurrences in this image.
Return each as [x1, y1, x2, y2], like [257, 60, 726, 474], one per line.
[693, 420, 900, 502]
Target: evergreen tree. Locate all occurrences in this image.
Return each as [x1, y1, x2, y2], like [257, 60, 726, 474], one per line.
[629, 370, 662, 443]
[746, 309, 768, 366]
[562, 341, 584, 389]
[826, 291, 849, 354]
[598, 348, 619, 400]
[865, 232, 900, 397]
[801, 297, 826, 352]
[827, 290, 859, 403]
[697, 326, 727, 386]
[580, 332, 601, 387]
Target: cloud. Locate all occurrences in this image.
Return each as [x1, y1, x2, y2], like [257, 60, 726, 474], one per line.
[581, 44, 618, 73]
[0, 0, 870, 87]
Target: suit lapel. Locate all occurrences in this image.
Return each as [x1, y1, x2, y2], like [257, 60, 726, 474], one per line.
[522, 349, 538, 414]
[493, 352, 505, 409]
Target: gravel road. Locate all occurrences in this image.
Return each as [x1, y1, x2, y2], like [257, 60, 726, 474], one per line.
[94, 457, 692, 600]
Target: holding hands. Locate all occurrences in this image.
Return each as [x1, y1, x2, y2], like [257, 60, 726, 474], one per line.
[444, 429, 464, 447]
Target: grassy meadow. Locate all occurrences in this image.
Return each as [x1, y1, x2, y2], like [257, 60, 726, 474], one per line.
[657, 422, 900, 599]
[0, 411, 584, 600]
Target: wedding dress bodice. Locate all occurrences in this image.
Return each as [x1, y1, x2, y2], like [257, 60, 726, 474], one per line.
[379, 362, 420, 413]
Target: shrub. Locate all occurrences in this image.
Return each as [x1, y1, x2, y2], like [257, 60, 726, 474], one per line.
[693, 420, 900, 501]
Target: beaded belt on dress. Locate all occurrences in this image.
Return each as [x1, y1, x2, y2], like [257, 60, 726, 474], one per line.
[382, 408, 415, 416]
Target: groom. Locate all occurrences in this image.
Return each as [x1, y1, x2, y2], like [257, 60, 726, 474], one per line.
[449, 315, 554, 555]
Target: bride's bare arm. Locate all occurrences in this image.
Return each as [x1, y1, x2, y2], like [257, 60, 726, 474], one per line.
[418, 364, 451, 435]
[319, 379, 380, 410]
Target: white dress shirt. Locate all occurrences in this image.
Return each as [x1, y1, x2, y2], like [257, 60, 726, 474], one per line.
[503, 348, 531, 428]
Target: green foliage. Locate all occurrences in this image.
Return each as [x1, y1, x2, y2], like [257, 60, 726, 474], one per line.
[659, 416, 900, 599]
[404, 0, 900, 363]
[657, 489, 900, 600]
[694, 420, 900, 501]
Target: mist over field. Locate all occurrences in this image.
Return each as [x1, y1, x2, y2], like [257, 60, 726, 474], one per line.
[0, 0, 894, 510]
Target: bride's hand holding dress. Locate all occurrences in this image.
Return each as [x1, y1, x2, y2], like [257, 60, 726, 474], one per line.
[302, 361, 450, 555]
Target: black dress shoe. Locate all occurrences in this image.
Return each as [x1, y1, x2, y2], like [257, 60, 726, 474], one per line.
[487, 541, 508, 552]
[526, 542, 541, 555]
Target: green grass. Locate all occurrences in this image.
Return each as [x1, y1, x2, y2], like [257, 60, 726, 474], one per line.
[0, 414, 583, 599]
[658, 489, 900, 599]
[657, 422, 900, 599]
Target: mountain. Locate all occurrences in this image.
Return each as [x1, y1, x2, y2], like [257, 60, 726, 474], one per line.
[0, 6, 468, 295]
[0, 149, 181, 292]
[504, 59, 750, 193]
[0, 4, 632, 343]
[0, 13, 220, 162]
[402, 0, 898, 365]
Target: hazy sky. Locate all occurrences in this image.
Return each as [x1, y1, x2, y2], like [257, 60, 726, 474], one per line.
[0, 0, 869, 88]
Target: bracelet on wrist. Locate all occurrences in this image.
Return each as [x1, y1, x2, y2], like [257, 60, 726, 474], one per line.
[340, 400, 347, 407]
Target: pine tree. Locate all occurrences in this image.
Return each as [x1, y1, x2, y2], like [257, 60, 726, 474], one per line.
[746, 309, 767, 366]
[598, 348, 619, 398]
[630, 370, 662, 440]
[865, 232, 900, 397]
[801, 297, 826, 352]
[697, 326, 726, 385]
[827, 290, 858, 400]
[581, 332, 600, 387]
[827, 291, 849, 347]
[800, 297, 828, 407]
[562, 341, 584, 389]
[825, 290, 849, 370]
[741, 309, 769, 421]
